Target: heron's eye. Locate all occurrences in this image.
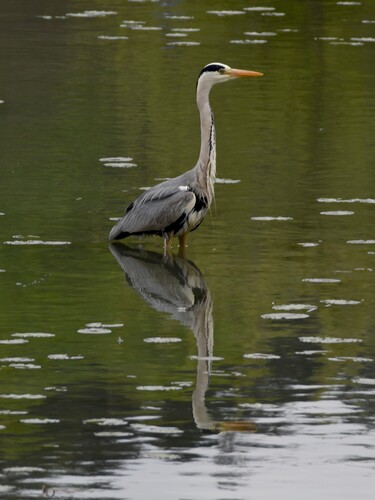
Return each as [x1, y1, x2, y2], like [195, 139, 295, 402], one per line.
[218, 68, 225, 75]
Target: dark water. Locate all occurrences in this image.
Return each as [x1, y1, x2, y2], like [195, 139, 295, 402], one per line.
[0, 0, 374, 498]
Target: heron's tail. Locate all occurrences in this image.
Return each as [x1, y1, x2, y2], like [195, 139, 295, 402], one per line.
[108, 220, 129, 241]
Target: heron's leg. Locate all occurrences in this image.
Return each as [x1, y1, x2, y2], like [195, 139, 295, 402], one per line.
[178, 233, 188, 258]
[178, 233, 188, 248]
[163, 233, 173, 257]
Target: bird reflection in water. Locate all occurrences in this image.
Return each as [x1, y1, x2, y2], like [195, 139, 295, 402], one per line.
[109, 243, 255, 434]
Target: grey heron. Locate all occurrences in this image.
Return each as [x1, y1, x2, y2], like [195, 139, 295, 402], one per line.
[109, 62, 263, 253]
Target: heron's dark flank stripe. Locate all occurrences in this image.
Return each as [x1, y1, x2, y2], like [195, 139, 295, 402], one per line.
[193, 193, 208, 212]
[164, 212, 187, 235]
[164, 191, 208, 236]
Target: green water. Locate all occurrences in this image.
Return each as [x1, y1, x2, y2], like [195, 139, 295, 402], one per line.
[0, 0, 374, 498]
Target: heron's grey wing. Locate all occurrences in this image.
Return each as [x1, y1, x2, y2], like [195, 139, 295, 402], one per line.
[109, 188, 196, 240]
[132, 178, 194, 206]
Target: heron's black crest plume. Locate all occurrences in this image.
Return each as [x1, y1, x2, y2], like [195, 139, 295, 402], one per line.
[198, 63, 226, 78]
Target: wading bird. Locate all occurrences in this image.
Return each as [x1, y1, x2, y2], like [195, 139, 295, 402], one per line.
[109, 62, 263, 254]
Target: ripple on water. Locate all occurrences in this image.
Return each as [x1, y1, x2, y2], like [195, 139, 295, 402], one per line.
[164, 15, 195, 20]
[98, 36, 129, 40]
[166, 41, 200, 46]
[347, 239, 375, 245]
[230, 39, 268, 44]
[244, 353, 281, 360]
[12, 332, 55, 338]
[244, 31, 277, 36]
[0, 393, 46, 399]
[317, 197, 375, 204]
[94, 431, 133, 437]
[170, 28, 200, 32]
[130, 423, 183, 434]
[353, 377, 375, 385]
[351, 37, 375, 43]
[0, 357, 35, 362]
[136, 385, 182, 391]
[47, 354, 84, 360]
[66, 10, 117, 18]
[302, 278, 341, 283]
[298, 242, 321, 247]
[262, 12, 285, 16]
[207, 10, 246, 16]
[20, 418, 60, 424]
[121, 20, 146, 27]
[0, 410, 28, 415]
[0, 339, 28, 344]
[328, 356, 373, 362]
[83, 418, 128, 426]
[261, 312, 310, 320]
[9, 363, 42, 369]
[3, 240, 71, 246]
[103, 162, 137, 168]
[251, 216, 293, 221]
[143, 337, 182, 343]
[321, 299, 361, 306]
[215, 178, 241, 184]
[272, 303, 317, 312]
[77, 327, 111, 334]
[299, 336, 362, 344]
[4, 466, 45, 474]
[244, 7, 275, 11]
[78, 322, 112, 334]
[127, 415, 161, 421]
[332, 40, 364, 45]
[320, 211, 354, 215]
[131, 25, 162, 31]
[45, 386, 67, 392]
[100, 156, 133, 162]
[295, 350, 330, 356]
[165, 33, 187, 38]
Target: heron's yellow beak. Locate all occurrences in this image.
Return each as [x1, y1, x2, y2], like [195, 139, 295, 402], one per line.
[225, 68, 263, 78]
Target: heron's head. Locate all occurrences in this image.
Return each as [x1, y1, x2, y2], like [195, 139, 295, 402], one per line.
[197, 62, 263, 91]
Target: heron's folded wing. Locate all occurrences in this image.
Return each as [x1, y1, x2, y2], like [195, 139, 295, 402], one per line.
[132, 182, 192, 207]
[111, 188, 196, 237]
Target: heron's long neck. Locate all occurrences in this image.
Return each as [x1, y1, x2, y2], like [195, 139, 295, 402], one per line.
[195, 82, 216, 203]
